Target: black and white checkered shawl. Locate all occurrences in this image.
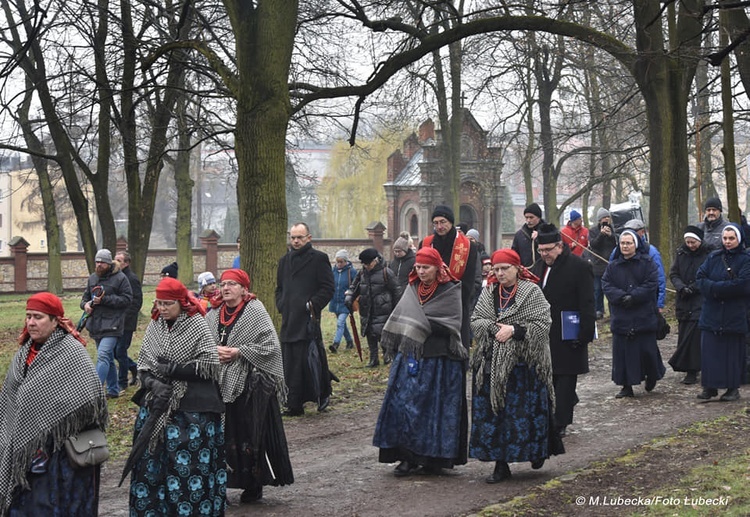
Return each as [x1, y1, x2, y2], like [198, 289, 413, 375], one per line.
[470, 280, 554, 414]
[0, 329, 107, 515]
[380, 281, 466, 361]
[138, 312, 220, 451]
[205, 299, 286, 404]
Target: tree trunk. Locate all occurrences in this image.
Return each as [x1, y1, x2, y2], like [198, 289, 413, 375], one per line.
[175, 99, 195, 284]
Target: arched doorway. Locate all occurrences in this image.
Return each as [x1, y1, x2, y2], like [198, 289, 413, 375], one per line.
[459, 204, 478, 230]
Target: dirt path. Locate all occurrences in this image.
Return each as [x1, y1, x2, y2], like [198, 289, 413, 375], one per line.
[98, 334, 746, 516]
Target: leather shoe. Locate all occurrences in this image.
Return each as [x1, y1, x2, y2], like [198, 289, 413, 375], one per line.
[556, 425, 567, 438]
[615, 386, 634, 398]
[719, 388, 740, 402]
[282, 407, 304, 417]
[681, 372, 698, 385]
[531, 458, 545, 470]
[365, 359, 379, 368]
[129, 365, 139, 386]
[645, 377, 656, 392]
[394, 461, 415, 477]
[106, 392, 120, 400]
[696, 388, 718, 400]
[485, 461, 511, 484]
[317, 396, 330, 412]
[345, 341, 354, 349]
[240, 486, 263, 503]
[329, 343, 339, 354]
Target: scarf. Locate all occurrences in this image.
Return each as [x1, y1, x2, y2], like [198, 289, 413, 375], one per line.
[380, 281, 466, 361]
[0, 329, 107, 515]
[138, 312, 220, 451]
[205, 298, 286, 404]
[470, 281, 554, 415]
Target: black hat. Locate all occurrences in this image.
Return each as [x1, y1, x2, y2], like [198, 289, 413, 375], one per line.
[160, 261, 179, 278]
[457, 222, 469, 234]
[683, 225, 704, 242]
[431, 205, 455, 224]
[536, 223, 562, 245]
[524, 203, 543, 218]
[359, 248, 379, 264]
[704, 197, 722, 212]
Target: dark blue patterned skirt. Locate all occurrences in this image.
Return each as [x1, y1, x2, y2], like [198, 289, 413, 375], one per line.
[470, 363, 551, 463]
[9, 448, 99, 516]
[701, 331, 745, 389]
[373, 353, 466, 468]
[129, 408, 226, 516]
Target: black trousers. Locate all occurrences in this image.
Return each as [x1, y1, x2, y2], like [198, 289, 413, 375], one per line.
[553, 373, 579, 428]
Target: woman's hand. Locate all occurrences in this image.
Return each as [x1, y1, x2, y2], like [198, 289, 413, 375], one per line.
[494, 323, 514, 343]
[217, 346, 239, 364]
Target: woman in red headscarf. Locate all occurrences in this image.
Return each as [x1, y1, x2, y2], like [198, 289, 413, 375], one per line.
[125, 277, 225, 516]
[0, 293, 107, 516]
[205, 269, 293, 504]
[469, 249, 563, 483]
[373, 247, 467, 477]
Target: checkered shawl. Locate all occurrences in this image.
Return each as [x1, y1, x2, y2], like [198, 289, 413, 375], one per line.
[0, 329, 107, 515]
[470, 280, 554, 414]
[380, 281, 466, 361]
[138, 312, 220, 451]
[205, 299, 286, 404]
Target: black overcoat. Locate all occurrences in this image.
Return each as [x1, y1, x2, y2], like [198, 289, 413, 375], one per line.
[531, 245, 596, 375]
[668, 243, 709, 322]
[602, 248, 659, 335]
[275, 243, 335, 343]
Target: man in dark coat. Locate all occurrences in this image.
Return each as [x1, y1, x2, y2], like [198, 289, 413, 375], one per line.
[114, 251, 143, 390]
[587, 208, 617, 319]
[276, 222, 335, 416]
[420, 204, 479, 350]
[346, 248, 402, 367]
[80, 248, 133, 398]
[512, 203, 545, 267]
[531, 224, 596, 437]
[696, 197, 726, 251]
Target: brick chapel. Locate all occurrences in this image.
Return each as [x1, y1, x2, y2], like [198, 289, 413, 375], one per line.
[384, 109, 505, 251]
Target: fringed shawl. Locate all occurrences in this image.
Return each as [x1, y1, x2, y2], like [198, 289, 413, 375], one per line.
[380, 281, 466, 361]
[470, 281, 554, 414]
[138, 312, 220, 451]
[205, 299, 286, 404]
[0, 329, 107, 515]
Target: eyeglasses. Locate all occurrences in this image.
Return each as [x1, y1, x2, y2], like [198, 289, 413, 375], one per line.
[219, 281, 241, 288]
[154, 300, 177, 308]
[537, 244, 559, 254]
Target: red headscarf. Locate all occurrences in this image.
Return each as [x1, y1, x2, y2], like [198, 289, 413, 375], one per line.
[408, 247, 457, 285]
[488, 249, 540, 284]
[19, 292, 87, 346]
[218, 269, 256, 306]
[152, 277, 206, 320]
[220, 268, 251, 290]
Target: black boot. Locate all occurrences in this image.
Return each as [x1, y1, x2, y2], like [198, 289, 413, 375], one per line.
[329, 342, 339, 354]
[696, 387, 718, 400]
[615, 385, 634, 398]
[382, 347, 391, 365]
[365, 347, 379, 368]
[129, 365, 138, 386]
[485, 461, 511, 484]
[720, 388, 740, 401]
[682, 371, 698, 385]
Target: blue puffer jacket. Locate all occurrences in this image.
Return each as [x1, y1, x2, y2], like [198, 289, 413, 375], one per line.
[695, 246, 750, 334]
[329, 261, 357, 315]
[602, 246, 659, 335]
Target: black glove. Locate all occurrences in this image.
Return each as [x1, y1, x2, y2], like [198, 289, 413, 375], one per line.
[681, 286, 694, 297]
[154, 357, 176, 378]
[621, 295, 633, 308]
[344, 296, 353, 311]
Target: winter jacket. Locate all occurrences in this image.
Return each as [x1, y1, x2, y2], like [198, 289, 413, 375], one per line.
[329, 261, 357, 315]
[695, 246, 750, 334]
[511, 221, 544, 267]
[530, 245, 596, 375]
[697, 215, 726, 252]
[602, 247, 659, 336]
[388, 248, 416, 290]
[669, 243, 709, 322]
[348, 257, 402, 338]
[121, 265, 143, 332]
[275, 242, 335, 342]
[609, 238, 666, 308]
[80, 262, 133, 339]
[587, 223, 617, 276]
[561, 223, 589, 257]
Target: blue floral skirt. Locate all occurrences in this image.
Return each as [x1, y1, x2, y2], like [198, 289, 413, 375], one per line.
[373, 353, 467, 468]
[470, 363, 552, 463]
[129, 408, 226, 516]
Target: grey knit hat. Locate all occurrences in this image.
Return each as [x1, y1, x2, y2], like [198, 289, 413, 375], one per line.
[335, 249, 349, 260]
[596, 208, 611, 221]
[95, 249, 113, 264]
[466, 229, 480, 241]
[393, 237, 410, 252]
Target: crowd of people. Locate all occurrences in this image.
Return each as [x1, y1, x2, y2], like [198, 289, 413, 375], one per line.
[2, 198, 749, 514]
